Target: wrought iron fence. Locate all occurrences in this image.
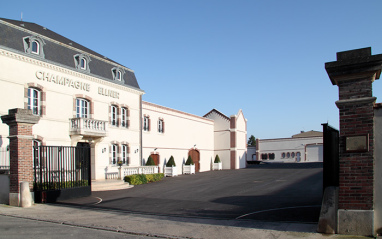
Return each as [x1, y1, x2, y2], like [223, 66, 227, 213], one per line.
[33, 145, 90, 191]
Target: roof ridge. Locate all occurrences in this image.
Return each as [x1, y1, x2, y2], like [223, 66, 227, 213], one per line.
[0, 17, 125, 68]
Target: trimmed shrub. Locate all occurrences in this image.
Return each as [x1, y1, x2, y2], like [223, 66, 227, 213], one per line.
[166, 156, 176, 167]
[124, 173, 164, 185]
[185, 155, 194, 165]
[146, 156, 155, 166]
[214, 155, 221, 163]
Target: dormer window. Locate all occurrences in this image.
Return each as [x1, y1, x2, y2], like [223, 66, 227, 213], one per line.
[74, 54, 91, 73]
[31, 41, 39, 54]
[111, 67, 125, 81]
[80, 58, 86, 70]
[23, 36, 45, 58]
[116, 70, 122, 81]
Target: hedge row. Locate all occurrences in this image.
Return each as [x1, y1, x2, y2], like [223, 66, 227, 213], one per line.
[124, 173, 164, 185]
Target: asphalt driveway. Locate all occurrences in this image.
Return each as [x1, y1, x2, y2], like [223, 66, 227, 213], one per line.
[58, 163, 323, 223]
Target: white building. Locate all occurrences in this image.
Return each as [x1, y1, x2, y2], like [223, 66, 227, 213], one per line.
[256, 131, 323, 163]
[0, 18, 247, 181]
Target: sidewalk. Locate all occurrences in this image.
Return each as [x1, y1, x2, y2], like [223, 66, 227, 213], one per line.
[0, 204, 368, 239]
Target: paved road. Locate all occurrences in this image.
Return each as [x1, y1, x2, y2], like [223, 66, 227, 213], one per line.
[58, 163, 323, 223]
[0, 215, 156, 239]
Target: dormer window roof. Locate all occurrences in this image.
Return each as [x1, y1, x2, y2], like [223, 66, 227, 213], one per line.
[23, 35, 45, 58]
[112, 67, 125, 81]
[74, 53, 91, 73]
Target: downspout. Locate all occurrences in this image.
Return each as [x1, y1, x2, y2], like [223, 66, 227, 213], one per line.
[139, 95, 143, 166]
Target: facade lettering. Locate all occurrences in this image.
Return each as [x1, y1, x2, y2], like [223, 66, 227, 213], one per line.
[35, 70, 90, 92]
[98, 87, 119, 99]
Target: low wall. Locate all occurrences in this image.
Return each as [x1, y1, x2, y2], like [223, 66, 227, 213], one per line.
[0, 173, 9, 204]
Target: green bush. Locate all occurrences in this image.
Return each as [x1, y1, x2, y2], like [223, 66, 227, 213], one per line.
[124, 173, 164, 185]
[166, 156, 176, 167]
[185, 155, 194, 165]
[146, 156, 156, 166]
[214, 155, 221, 163]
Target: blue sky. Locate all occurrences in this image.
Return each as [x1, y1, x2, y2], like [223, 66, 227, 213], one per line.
[2, 0, 382, 139]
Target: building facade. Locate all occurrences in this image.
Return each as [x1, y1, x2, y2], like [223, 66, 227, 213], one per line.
[0, 18, 247, 181]
[256, 131, 323, 163]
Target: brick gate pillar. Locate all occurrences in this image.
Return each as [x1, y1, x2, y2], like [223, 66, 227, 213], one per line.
[1, 108, 40, 206]
[325, 47, 382, 236]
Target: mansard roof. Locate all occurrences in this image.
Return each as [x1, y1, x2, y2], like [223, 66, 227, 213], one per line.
[0, 17, 141, 90]
[292, 130, 322, 138]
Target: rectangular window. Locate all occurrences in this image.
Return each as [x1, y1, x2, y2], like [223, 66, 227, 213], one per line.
[158, 119, 164, 133]
[112, 144, 118, 165]
[143, 116, 150, 131]
[76, 98, 89, 118]
[122, 145, 128, 165]
[28, 88, 40, 115]
[111, 105, 118, 126]
[121, 107, 128, 128]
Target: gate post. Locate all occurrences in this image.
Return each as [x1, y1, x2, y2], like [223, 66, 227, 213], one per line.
[1, 108, 40, 206]
[325, 47, 382, 236]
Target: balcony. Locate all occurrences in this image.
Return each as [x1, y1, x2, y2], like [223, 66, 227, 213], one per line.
[70, 118, 108, 138]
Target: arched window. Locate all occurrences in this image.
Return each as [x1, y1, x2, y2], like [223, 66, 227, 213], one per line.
[281, 152, 286, 158]
[31, 41, 39, 54]
[111, 67, 125, 81]
[23, 36, 45, 58]
[268, 153, 275, 160]
[76, 98, 89, 118]
[28, 88, 41, 115]
[80, 58, 86, 70]
[261, 153, 268, 160]
[117, 70, 122, 81]
[74, 54, 91, 72]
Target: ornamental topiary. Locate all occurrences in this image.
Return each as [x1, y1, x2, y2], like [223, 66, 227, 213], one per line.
[185, 155, 194, 165]
[166, 156, 176, 167]
[214, 155, 221, 163]
[146, 155, 155, 166]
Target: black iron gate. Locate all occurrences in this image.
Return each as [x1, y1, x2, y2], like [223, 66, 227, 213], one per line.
[322, 123, 339, 192]
[33, 145, 91, 203]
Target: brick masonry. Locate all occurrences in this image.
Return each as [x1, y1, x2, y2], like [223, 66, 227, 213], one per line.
[1, 109, 40, 193]
[325, 47, 382, 211]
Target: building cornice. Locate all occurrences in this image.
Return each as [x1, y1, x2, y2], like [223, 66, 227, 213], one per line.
[0, 47, 144, 95]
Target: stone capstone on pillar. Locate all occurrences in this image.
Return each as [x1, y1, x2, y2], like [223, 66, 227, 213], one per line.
[1, 108, 40, 206]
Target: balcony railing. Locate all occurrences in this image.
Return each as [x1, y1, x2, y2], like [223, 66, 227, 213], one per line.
[70, 118, 108, 137]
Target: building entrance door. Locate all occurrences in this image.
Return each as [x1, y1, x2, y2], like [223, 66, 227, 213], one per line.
[188, 149, 200, 172]
[150, 153, 160, 166]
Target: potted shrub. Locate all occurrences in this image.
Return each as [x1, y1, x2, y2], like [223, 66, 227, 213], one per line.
[183, 155, 195, 174]
[213, 155, 222, 170]
[164, 156, 178, 177]
[146, 156, 155, 166]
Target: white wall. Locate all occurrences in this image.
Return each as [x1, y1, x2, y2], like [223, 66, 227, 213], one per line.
[258, 136, 323, 162]
[204, 111, 231, 169]
[0, 49, 143, 180]
[234, 110, 247, 169]
[142, 102, 214, 173]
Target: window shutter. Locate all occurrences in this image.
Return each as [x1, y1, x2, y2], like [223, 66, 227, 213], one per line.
[148, 118, 151, 131]
[162, 121, 165, 133]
